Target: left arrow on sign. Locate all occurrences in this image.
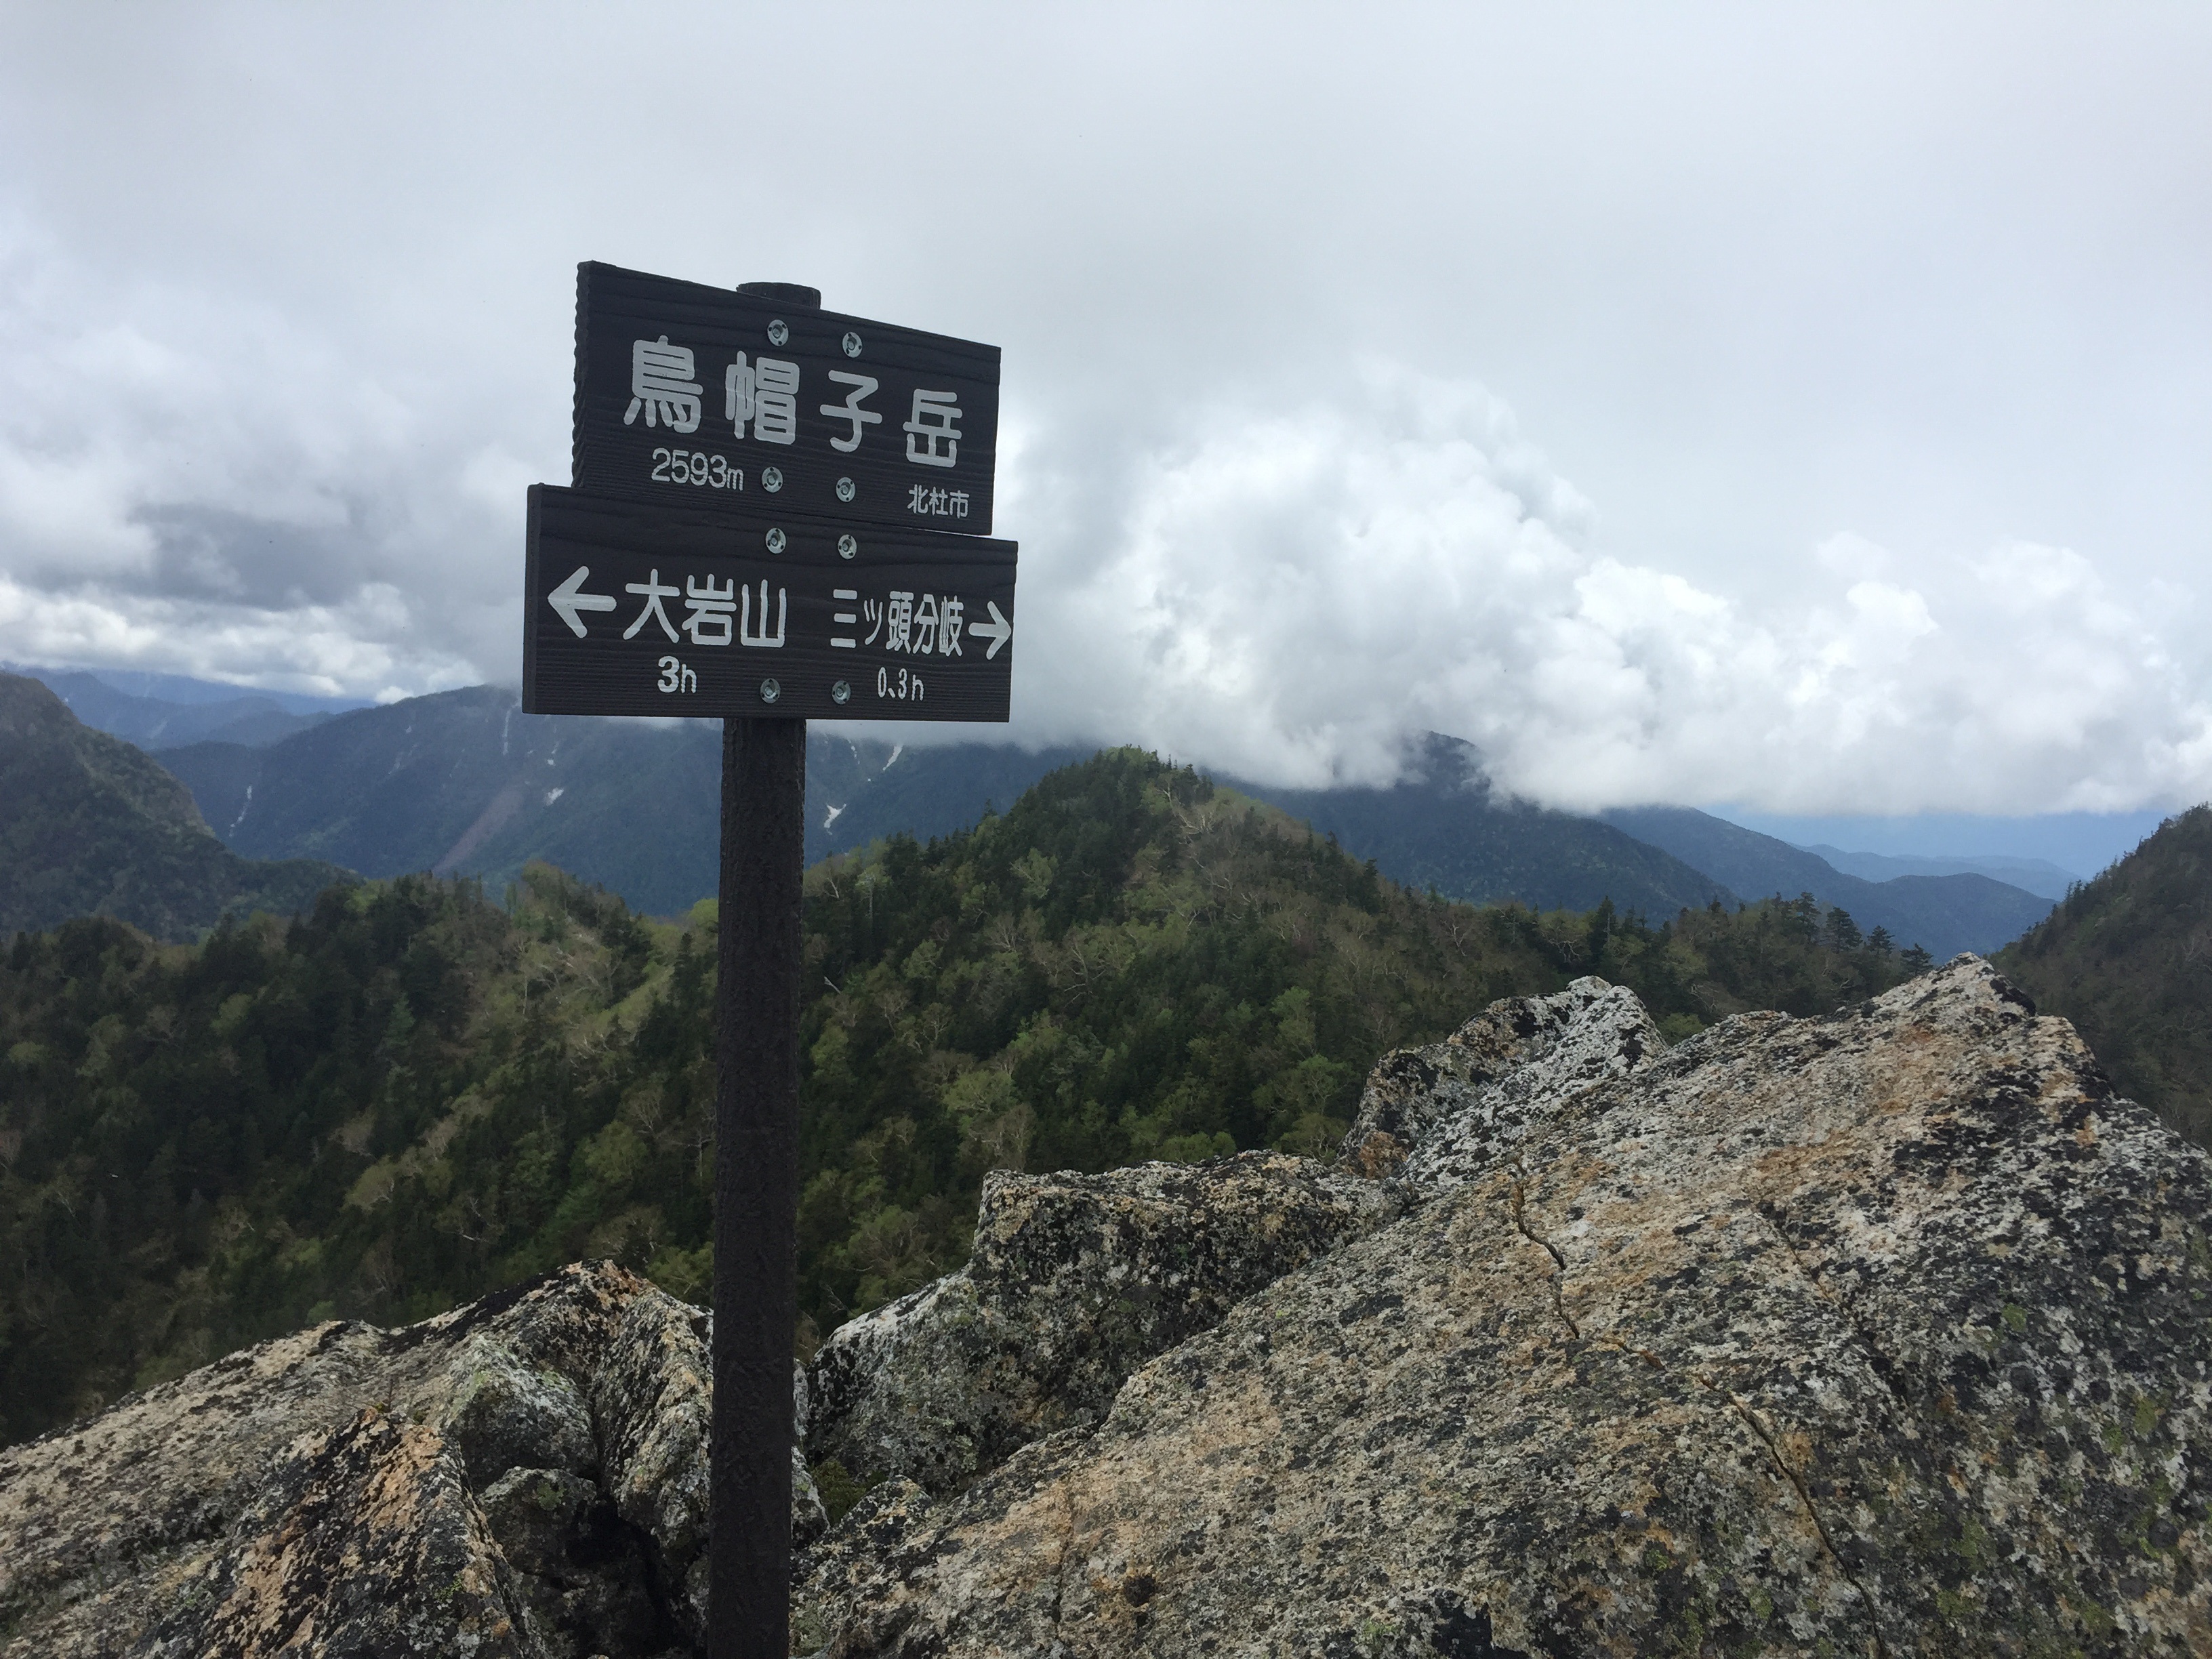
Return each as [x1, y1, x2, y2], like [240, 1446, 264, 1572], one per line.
[548, 566, 619, 637]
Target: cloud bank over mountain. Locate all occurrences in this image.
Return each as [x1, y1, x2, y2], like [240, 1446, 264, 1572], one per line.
[1010, 369, 2211, 814]
[4, 238, 2205, 812]
[0, 216, 504, 702]
[0, 5, 2207, 813]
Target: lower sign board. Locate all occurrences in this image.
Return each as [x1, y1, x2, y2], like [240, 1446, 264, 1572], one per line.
[522, 485, 1015, 722]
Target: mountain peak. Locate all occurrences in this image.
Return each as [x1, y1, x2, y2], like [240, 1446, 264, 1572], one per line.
[0, 671, 346, 941]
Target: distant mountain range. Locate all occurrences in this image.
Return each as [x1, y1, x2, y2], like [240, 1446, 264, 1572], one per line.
[1228, 735, 1732, 918]
[12, 670, 2070, 956]
[1797, 844, 2078, 901]
[1601, 806, 2058, 958]
[2, 664, 355, 750]
[0, 673, 346, 940]
[145, 689, 1085, 917]
[144, 693, 1739, 922]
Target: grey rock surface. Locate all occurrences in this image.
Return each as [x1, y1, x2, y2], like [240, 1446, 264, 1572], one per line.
[1341, 972, 1664, 1188]
[806, 1151, 1404, 1494]
[796, 960, 2212, 1655]
[0, 1261, 815, 1659]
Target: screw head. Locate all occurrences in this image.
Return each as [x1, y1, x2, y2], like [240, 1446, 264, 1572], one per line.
[837, 533, 857, 560]
[765, 527, 786, 554]
[842, 331, 862, 357]
[766, 319, 790, 346]
[760, 678, 782, 704]
[832, 680, 852, 705]
[762, 466, 783, 492]
[836, 476, 857, 503]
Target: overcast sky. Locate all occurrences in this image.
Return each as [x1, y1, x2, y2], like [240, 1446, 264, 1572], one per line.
[1, 3, 2207, 816]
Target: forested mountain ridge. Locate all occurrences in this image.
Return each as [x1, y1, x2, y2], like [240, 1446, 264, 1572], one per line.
[1, 749, 1926, 1447]
[1230, 731, 1733, 916]
[12, 665, 2067, 958]
[1997, 804, 2212, 1146]
[0, 672, 344, 941]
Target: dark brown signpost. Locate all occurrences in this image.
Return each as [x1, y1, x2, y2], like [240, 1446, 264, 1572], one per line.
[523, 268, 1012, 1658]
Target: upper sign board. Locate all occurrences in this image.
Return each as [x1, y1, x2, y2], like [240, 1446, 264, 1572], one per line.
[523, 484, 1015, 723]
[572, 262, 1001, 535]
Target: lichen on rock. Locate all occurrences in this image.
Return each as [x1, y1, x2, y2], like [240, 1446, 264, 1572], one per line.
[1341, 972, 1665, 1187]
[805, 1149, 1405, 1495]
[0, 1262, 808, 1659]
[796, 960, 2212, 1655]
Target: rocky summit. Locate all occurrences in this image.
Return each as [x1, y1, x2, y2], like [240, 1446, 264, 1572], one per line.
[796, 961, 2212, 1656]
[6, 958, 2212, 1657]
[0, 1262, 822, 1659]
[807, 1152, 1406, 1496]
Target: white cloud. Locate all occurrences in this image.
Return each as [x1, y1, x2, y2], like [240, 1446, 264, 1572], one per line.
[3, 222, 2206, 816]
[0, 573, 479, 699]
[1006, 367, 2212, 815]
[0, 5, 2206, 815]
[0, 220, 519, 687]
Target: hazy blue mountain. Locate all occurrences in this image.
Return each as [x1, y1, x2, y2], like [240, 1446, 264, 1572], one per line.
[161, 689, 723, 914]
[146, 684, 2051, 949]
[1601, 805, 2055, 958]
[1716, 806, 2165, 884]
[7, 666, 346, 750]
[1233, 735, 1735, 916]
[157, 687, 1078, 915]
[159, 693, 1736, 922]
[1799, 844, 2079, 901]
[0, 672, 346, 941]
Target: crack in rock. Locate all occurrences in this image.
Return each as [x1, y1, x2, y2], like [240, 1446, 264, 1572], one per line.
[1507, 1173, 1581, 1341]
[1525, 1179, 1892, 1656]
[1701, 1378, 1890, 1659]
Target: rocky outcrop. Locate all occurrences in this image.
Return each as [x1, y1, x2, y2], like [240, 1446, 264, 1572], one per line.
[15, 962, 2212, 1656]
[795, 960, 2212, 1655]
[805, 982, 1658, 1505]
[0, 1261, 818, 1659]
[1340, 972, 1664, 1185]
[807, 1153, 1403, 1494]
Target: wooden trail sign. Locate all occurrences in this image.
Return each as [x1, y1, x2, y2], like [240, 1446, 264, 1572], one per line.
[573, 262, 1001, 535]
[523, 270, 1012, 1658]
[522, 485, 1015, 722]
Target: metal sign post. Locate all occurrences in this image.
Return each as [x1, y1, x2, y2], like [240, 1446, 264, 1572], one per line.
[523, 270, 1012, 1658]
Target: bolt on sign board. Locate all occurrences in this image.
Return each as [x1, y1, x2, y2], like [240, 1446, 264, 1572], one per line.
[571, 261, 1000, 536]
[523, 484, 1015, 722]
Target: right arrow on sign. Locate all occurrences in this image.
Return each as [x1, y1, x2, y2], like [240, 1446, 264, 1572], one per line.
[971, 600, 1013, 659]
[548, 565, 618, 637]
